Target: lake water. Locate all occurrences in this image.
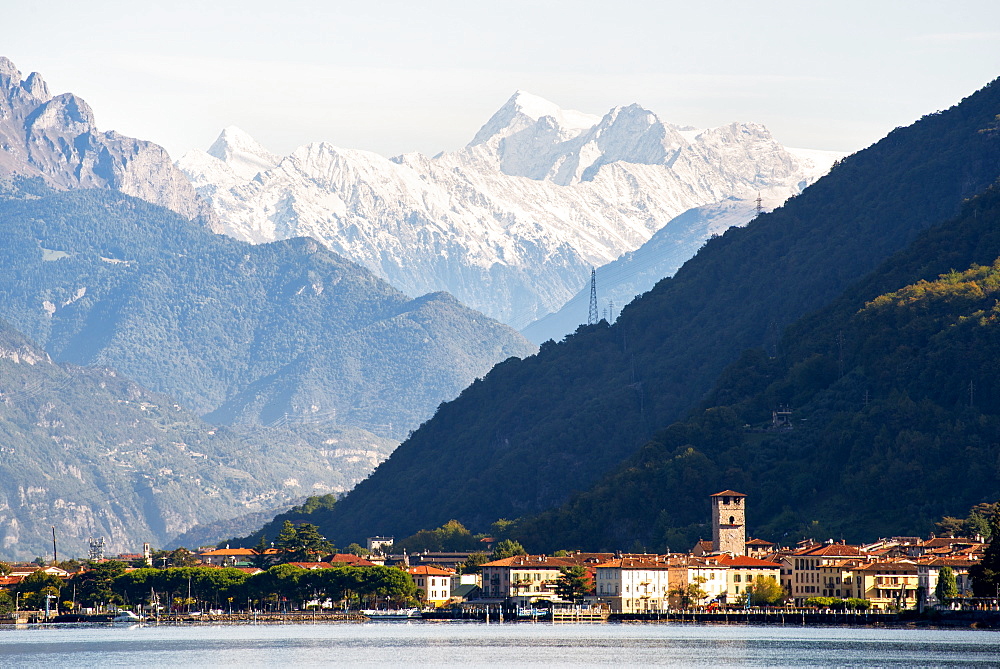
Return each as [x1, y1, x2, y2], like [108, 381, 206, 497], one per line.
[1, 621, 998, 667]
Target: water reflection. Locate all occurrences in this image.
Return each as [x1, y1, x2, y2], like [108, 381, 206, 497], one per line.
[0, 622, 997, 667]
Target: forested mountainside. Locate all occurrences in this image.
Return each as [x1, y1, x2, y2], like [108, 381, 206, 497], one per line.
[0, 183, 534, 440]
[514, 181, 1000, 551]
[289, 78, 1000, 546]
[0, 317, 395, 560]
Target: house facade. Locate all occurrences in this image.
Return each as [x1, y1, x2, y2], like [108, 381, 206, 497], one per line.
[407, 565, 456, 607]
[480, 553, 611, 604]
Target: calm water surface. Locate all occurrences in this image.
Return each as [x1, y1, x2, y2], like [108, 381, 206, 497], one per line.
[1, 621, 998, 667]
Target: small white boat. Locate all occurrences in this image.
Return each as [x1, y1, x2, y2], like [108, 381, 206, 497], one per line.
[111, 610, 143, 623]
[361, 608, 421, 620]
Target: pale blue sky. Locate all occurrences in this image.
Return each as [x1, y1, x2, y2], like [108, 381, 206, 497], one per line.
[6, 0, 1000, 159]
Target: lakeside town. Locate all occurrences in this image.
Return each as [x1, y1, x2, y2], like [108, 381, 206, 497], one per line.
[2, 491, 998, 624]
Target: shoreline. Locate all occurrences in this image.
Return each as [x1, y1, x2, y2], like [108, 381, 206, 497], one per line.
[4, 610, 999, 630]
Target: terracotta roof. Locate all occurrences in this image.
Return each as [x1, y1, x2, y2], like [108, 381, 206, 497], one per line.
[820, 559, 864, 569]
[287, 562, 334, 570]
[594, 557, 674, 570]
[407, 565, 456, 576]
[746, 538, 775, 546]
[855, 560, 918, 572]
[327, 553, 375, 566]
[481, 553, 612, 568]
[710, 490, 747, 497]
[918, 558, 975, 568]
[719, 556, 782, 568]
[793, 544, 862, 557]
[921, 537, 976, 548]
[199, 548, 278, 556]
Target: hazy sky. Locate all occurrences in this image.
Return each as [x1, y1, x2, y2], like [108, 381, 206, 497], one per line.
[5, 1, 1000, 159]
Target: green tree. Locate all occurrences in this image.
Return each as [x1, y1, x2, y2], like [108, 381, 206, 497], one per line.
[804, 596, 841, 609]
[275, 521, 299, 553]
[490, 519, 515, 539]
[13, 571, 65, 610]
[0, 561, 10, 576]
[935, 566, 959, 604]
[275, 522, 333, 563]
[964, 513, 992, 540]
[970, 517, 1000, 597]
[0, 590, 13, 615]
[554, 566, 591, 602]
[250, 535, 272, 569]
[746, 576, 785, 606]
[669, 576, 708, 609]
[393, 520, 482, 553]
[491, 539, 527, 561]
[75, 561, 128, 608]
[458, 552, 490, 575]
[935, 516, 964, 537]
[151, 548, 200, 569]
[345, 543, 370, 557]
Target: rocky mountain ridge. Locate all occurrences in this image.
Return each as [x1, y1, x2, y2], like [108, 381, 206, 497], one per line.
[0, 57, 210, 223]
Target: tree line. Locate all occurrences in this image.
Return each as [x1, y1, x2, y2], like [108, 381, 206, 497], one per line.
[0, 561, 418, 615]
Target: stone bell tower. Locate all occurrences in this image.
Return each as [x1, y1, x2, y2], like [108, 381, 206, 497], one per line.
[711, 490, 747, 556]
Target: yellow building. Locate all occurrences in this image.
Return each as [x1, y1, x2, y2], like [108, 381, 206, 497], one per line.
[407, 565, 456, 607]
[719, 556, 782, 603]
[853, 561, 920, 610]
[817, 559, 865, 600]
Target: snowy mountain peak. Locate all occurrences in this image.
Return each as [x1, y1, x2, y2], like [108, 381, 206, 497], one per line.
[207, 126, 280, 180]
[469, 91, 600, 147]
[507, 90, 600, 131]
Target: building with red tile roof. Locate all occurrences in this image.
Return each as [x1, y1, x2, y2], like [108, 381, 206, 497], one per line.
[326, 553, 375, 567]
[406, 565, 456, 606]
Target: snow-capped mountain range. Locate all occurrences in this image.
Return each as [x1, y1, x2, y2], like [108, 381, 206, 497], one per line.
[179, 92, 839, 326]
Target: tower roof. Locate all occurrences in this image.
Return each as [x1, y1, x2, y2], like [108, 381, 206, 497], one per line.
[710, 490, 747, 497]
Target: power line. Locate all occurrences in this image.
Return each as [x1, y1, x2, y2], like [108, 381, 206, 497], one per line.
[588, 268, 598, 326]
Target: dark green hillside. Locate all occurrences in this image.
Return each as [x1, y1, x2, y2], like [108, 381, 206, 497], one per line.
[0, 318, 395, 561]
[301, 78, 1000, 545]
[0, 184, 534, 439]
[514, 184, 1000, 551]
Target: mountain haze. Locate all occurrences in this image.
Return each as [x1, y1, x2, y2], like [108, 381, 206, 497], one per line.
[0, 184, 534, 441]
[0, 316, 395, 561]
[179, 92, 835, 327]
[522, 196, 768, 344]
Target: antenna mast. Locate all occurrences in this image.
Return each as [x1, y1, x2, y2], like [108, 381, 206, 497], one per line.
[755, 192, 763, 216]
[588, 268, 599, 325]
